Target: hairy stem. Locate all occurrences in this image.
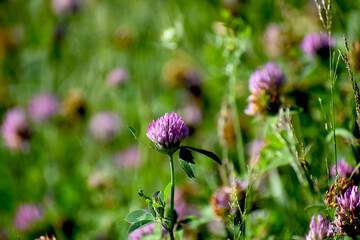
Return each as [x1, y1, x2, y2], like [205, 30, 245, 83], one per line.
[169, 154, 175, 240]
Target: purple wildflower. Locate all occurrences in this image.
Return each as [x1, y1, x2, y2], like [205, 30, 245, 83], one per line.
[106, 68, 128, 87]
[248, 62, 285, 94]
[330, 159, 358, 179]
[263, 62, 286, 87]
[114, 145, 141, 169]
[301, 33, 335, 59]
[128, 223, 155, 240]
[306, 214, 333, 240]
[337, 186, 360, 214]
[210, 186, 234, 219]
[245, 62, 285, 116]
[248, 70, 271, 94]
[88, 112, 121, 142]
[1, 107, 30, 150]
[146, 112, 189, 154]
[28, 93, 59, 123]
[13, 203, 44, 232]
[51, 0, 81, 16]
[334, 186, 360, 236]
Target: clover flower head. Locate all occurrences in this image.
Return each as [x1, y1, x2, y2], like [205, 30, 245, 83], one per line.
[337, 186, 360, 214]
[248, 70, 271, 93]
[1, 107, 30, 150]
[263, 62, 286, 87]
[301, 33, 335, 59]
[28, 93, 59, 123]
[248, 62, 285, 94]
[146, 112, 189, 154]
[306, 214, 333, 240]
[331, 159, 358, 179]
[334, 186, 360, 236]
[13, 203, 44, 232]
[89, 111, 121, 142]
[245, 62, 285, 116]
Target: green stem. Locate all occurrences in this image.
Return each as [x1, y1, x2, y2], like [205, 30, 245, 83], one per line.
[169, 154, 175, 240]
[329, 30, 338, 192]
[230, 75, 246, 174]
[350, 162, 360, 180]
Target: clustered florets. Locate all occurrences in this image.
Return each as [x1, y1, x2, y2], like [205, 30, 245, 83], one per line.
[146, 112, 189, 154]
[245, 62, 285, 116]
[334, 186, 360, 237]
[309, 183, 360, 239]
[306, 214, 333, 240]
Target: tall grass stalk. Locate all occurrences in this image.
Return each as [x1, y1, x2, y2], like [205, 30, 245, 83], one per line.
[229, 72, 246, 174]
[313, 0, 338, 185]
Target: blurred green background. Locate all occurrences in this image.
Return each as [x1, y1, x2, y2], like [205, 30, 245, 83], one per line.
[2, 0, 360, 239]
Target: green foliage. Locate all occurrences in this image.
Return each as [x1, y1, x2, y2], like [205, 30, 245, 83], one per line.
[183, 146, 222, 165]
[179, 159, 196, 179]
[125, 210, 154, 223]
[127, 220, 156, 234]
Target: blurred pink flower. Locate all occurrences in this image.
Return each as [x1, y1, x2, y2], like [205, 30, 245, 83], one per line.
[106, 68, 128, 87]
[247, 139, 265, 167]
[1, 107, 30, 150]
[180, 103, 203, 127]
[301, 33, 335, 59]
[89, 111, 121, 142]
[331, 159, 358, 179]
[28, 93, 59, 123]
[174, 189, 198, 221]
[13, 203, 44, 232]
[51, 0, 81, 16]
[114, 145, 141, 169]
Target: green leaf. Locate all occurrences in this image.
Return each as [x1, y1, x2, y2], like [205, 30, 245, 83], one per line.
[153, 202, 163, 208]
[184, 146, 221, 165]
[125, 210, 154, 223]
[148, 203, 157, 218]
[128, 126, 137, 138]
[161, 217, 172, 232]
[326, 128, 356, 142]
[179, 159, 195, 178]
[128, 220, 155, 234]
[163, 182, 171, 205]
[179, 147, 195, 164]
